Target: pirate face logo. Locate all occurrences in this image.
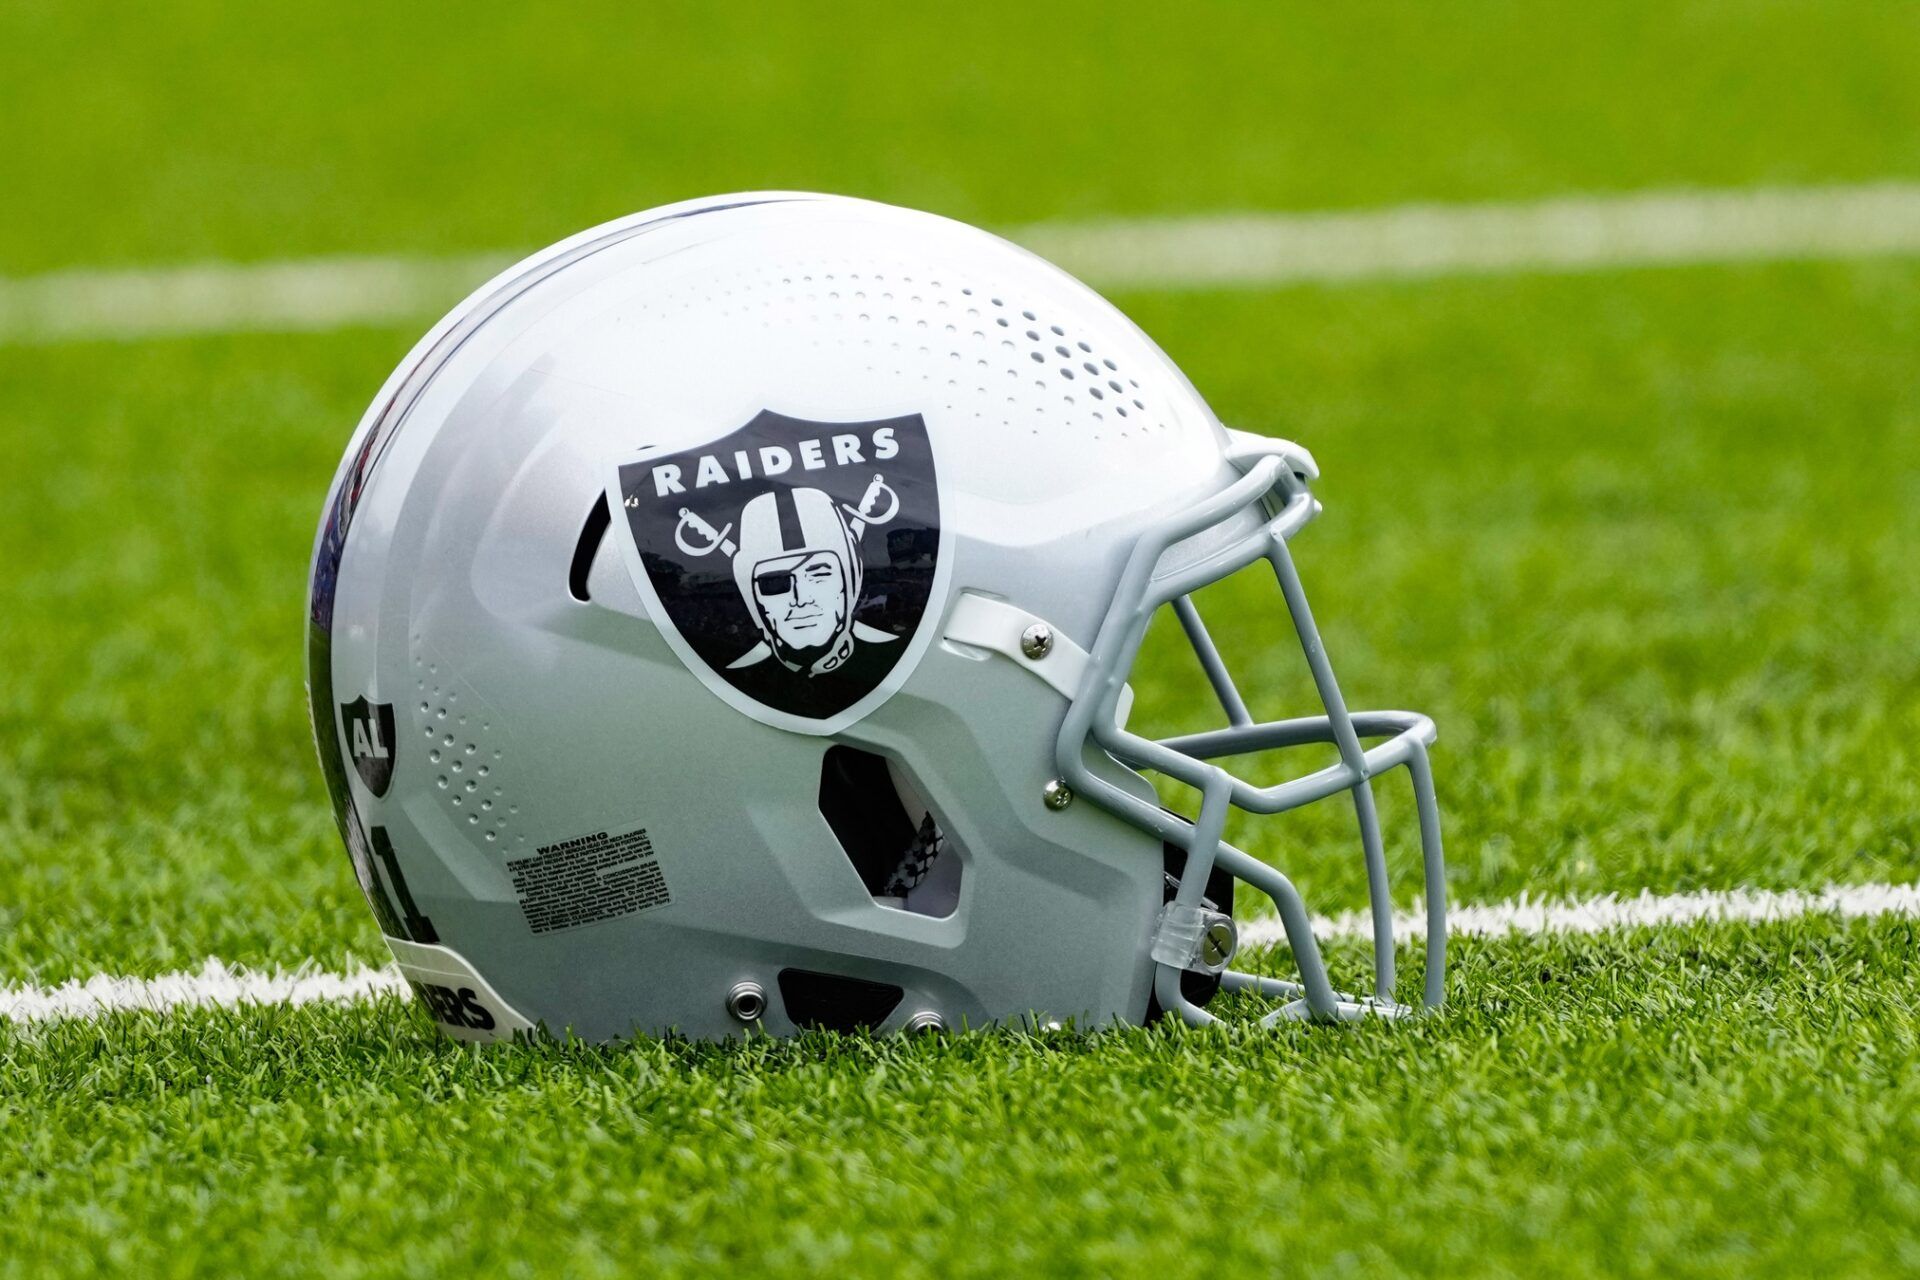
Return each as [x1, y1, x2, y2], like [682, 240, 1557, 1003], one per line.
[756, 551, 845, 652]
[611, 410, 945, 733]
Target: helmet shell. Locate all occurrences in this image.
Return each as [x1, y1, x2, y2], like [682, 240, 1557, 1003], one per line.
[310, 193, 1243, 1040]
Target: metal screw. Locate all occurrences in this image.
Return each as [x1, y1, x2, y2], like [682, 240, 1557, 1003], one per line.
[1200, 918, 1238, 971]
[1042, 779, 1074, 810]
[725, 981, 766, 1023]
[904, 1011, 946, 1034]
[1019, 623, 1054, 660]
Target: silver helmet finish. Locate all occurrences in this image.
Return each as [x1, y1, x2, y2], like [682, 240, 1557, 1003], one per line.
[306, 193, 1446, 1042]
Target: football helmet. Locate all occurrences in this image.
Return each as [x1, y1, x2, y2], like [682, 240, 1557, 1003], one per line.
[307, 193, 1446, 1042]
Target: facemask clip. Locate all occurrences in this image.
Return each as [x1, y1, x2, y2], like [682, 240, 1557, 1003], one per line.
[1151, 902, 1239, 975]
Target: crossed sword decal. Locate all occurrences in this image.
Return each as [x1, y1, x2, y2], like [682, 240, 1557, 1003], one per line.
[673, 474, 902, 670]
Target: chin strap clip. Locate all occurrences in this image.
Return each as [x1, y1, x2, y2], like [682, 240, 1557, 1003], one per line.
[1151, 902, 1239, 975]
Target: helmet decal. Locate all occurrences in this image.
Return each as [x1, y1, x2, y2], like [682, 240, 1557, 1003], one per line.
[610, 409, 944, 732]
[339, 695, 398, 797]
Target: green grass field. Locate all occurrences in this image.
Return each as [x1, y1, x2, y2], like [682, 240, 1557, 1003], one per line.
[3, 3, 1919, 1275]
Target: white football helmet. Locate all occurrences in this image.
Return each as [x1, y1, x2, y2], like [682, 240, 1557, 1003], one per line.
[307, 193, 1446, 1042]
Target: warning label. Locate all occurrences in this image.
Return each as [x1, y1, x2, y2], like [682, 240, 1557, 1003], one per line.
[507, 824, 671, 935]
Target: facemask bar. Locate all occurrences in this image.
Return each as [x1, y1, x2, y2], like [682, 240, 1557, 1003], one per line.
[1054, 445, 1446, 1025]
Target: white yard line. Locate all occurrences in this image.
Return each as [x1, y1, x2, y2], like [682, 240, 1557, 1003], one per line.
[4, 183, 1919, 344]
[0, 253, 515, 345]
[1239, 880, 1920, 948]
[4, 881, 1916, 1025]
[0, 958, 409, 1025]
[1020, 181, 1920, 288]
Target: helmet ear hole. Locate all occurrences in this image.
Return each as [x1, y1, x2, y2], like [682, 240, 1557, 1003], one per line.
[819, 746, 960, 917]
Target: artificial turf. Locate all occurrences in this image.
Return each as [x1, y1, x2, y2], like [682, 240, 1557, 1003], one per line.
[4, 3, 1920, 273]
[4, 2, 1919, 1275]
[5, 916, 1918, 1277]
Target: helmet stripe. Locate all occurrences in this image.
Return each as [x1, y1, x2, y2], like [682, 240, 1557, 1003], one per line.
[773, 485, 805, 553]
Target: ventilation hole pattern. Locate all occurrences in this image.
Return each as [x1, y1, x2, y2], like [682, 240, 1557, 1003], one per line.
[411, 637, 522, 848]
[608, 254, 1172, 442]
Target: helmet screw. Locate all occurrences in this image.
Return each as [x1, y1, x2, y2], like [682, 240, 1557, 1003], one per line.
[1019, 623, 1054, 660]
[725, 981, 767, 1023]
[1201, 919, 1238, 970]
[1042, 779, 1074, 810]
[904, 1011, 946, 1034]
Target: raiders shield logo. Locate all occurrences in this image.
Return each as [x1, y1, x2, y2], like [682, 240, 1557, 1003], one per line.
[609, 410, 946, 734]
[339, 696, 397, 797]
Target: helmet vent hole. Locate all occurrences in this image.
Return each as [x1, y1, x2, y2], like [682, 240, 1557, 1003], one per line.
[412, 640, 515, 845]
[776, 969, 904, 1034]
[818, 746, 961, 919]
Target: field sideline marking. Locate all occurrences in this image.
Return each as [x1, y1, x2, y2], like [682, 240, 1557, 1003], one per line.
[3, 183, 1920, 344]
[4, 881, 1916, 1025]
[1239, 879, 1920, 947]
